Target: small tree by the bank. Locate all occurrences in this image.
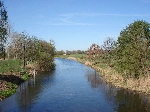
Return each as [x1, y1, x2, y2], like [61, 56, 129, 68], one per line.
[102, 37, 115, 53]
[87, 43, 104, 61]
[36, 40, 55, 71]
[115, 20, 150, 78]
[37, 52, 55, 71]
[38, 40, 55, 57]
[8, 32, 25, 60]
[0, 0, 9, 60]
[102, 37, 116, 66]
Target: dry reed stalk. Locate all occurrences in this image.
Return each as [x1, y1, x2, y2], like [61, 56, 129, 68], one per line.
[76, 57, 150, 94]
[93, 63, 150, 94]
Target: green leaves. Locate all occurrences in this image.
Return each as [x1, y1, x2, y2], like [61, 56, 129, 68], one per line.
[0, 0, 8, 60]
[8, 31, 56, 71]
[115, 20, 150, 78]
[36, 40, 55, 71]
[0, 83, 17, 98]
[37, 52, 55, 71]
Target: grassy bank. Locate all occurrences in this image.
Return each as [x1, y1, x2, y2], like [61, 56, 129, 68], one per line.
[0, 57, 55, 101]
[0, 59, 30, 101]
[58, 54, 150, 95]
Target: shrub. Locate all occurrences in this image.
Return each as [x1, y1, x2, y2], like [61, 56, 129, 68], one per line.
[37, 52, 55, 71]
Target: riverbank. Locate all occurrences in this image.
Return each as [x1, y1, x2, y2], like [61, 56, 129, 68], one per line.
[0, 58, 55, 101]
[0, 73, 28, 101]
[63, 54, 150, 95]
[0, 60, 35, 101]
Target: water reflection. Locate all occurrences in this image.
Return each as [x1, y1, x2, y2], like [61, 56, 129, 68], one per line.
[0, 58, 150, 112]
[85, 68, 150, 112]
[114, 90, 150, 112]
[16, 70, 56, 111]
[85, 68, 102, 88]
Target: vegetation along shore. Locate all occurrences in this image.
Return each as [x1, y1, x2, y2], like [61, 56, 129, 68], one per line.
[1, 0, 150, 102]
[57, 20, 150, 95]
[0, 1, 55, 101]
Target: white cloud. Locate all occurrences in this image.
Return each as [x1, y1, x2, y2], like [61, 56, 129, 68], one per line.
[37, 13, 98, 26]
[37, 12, 150, 26]
[61, 13, 150, 17]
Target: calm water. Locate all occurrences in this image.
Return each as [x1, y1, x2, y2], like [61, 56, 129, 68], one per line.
[0, 58, 150, 112]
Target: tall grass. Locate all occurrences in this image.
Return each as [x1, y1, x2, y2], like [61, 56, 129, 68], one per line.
[0, 59, 23, 73]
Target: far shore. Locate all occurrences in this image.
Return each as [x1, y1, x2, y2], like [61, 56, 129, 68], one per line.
[59, 55, 150, 95]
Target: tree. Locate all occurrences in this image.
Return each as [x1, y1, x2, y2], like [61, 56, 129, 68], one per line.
[0, 0, 9, 60]
[56, 50, 65, 55]
[102, 37, 115, 53]
[115, 20, 150, 78]
[7, 30, 56, 71]
[87, 43, 104, 61]
[37, 52, 55, 71]
[8, 32, 24, 59]
[37, 40, 55, 71]
[101, 37, 116, 66]
[66, 50, 71, 55]
[38, 39, 55, 57]
[25, 36, 40, 62]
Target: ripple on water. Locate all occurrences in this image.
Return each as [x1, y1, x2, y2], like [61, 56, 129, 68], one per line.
[0, 58, 150, 112]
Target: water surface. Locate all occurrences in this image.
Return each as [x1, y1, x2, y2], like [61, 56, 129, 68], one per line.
[0, 58, 150, 112]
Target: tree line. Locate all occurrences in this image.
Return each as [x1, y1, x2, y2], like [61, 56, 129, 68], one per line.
[56, 50, 86, 55]
[0, 1, 55, 71]
[87, 20, 150, 78]
[8, 32, 55, 71]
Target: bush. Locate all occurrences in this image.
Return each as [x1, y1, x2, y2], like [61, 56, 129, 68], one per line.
[114, 20, 150, 78]
[37, 52, 55, 71]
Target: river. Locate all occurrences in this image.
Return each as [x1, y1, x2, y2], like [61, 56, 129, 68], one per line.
[0, 58, 150, 112]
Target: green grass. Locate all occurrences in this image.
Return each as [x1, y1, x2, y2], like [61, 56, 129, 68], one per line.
[0, 59, 23, 73]
[70, 54, 85, 59]
[0, 59, 30, 100]
[55, 55, 68, 58]
[0, 83, 18, 98]
[21, 74, 29, 80]
[56, 54, 86, 60]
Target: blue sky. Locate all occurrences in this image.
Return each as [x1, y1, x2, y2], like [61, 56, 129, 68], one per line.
[4, 0, 150, 51]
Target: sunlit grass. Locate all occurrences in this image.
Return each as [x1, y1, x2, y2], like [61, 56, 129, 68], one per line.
[70, 54, 85, 59]
[0, 59, 23, 73]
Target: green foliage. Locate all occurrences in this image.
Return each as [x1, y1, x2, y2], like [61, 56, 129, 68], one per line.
[20, 68, 28, 79]
[38, 40, 55, 57]
[0, 1, 55, 100]
[114, 20, 150, 78]
[34, 39, 55, 71]
[21, 74, 29, 80]
[70, 53, 86, 59]
[56, 50, 65, 55]
[0, 0, 8, 60]
[37, 52, 55, 71]
[0, 83, 17, 98]
[25, 36, 40, 62]
[8, 31, 56, 71]
[0, 59, 22, 73]
[85, 20, 150, 78]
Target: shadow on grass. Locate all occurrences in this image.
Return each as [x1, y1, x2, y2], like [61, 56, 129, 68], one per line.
[0, 74, 25, 85]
